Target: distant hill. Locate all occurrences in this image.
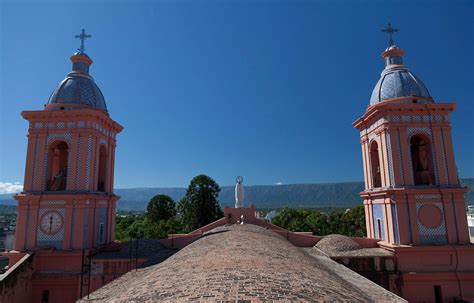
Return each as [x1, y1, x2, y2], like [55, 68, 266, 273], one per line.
[0, 194, 16, 206]
[115, 178, 474, 211]
[115, 182, 365, 211]
[0, 204, 16, 214]
[1, 178, 473, 211]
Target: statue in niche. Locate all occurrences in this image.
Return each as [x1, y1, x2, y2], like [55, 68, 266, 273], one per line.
[411, 137, 432, 185]
[47, 143, 69, 191]
[49, 168, 67, 191]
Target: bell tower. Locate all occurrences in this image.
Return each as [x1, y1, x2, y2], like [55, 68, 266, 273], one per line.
[353, 24, 473, 302]
[14, 29, 123, 251]
[353, 24, 469, 246]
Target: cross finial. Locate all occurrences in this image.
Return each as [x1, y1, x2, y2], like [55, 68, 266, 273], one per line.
[75, 28, 91, 53]
[382, 23, 398, 46]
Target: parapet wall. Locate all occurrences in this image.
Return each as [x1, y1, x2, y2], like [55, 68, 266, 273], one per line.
[159, 206, 383, 250]
[0, 252, 33, 303]
[161, 206, 331, 249]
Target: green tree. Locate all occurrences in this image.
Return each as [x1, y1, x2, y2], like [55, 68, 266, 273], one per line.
[340, 205, 366, 237]
[115, 213, 145, 241]
[271, 206, 366, 237]
[127, 217, 147, 238]
[178, 174, 223, 231]
[305, 211, 329, 235]
[146, 218, 184, 239]
[272, 207, 311, 232]
[146, 194, 176, 222]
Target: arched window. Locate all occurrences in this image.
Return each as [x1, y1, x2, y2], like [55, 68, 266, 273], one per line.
[97, 145, 108, 192]
[410, 135, 435, 185]
[370, 141, 382, 188]
[46, 141, 68, 191]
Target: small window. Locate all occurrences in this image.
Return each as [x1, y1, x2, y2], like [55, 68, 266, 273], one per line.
[99, 223, 105, 244]
[434, 285, 442, 303]
[41, 290, 49, 303]
[377, 218, 383, 240]
[97, 145, 108, 192]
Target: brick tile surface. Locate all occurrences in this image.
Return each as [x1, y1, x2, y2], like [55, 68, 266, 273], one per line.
[80, 224, 405, 302]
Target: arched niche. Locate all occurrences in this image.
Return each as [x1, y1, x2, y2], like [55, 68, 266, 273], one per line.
[97, 145, 108, 192]
[410, 134, 435, 185]
[370, 141, 382, 188]
[46, 141, 69, 191]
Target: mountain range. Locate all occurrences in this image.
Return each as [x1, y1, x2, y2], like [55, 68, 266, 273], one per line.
[1, 178, 473, 211]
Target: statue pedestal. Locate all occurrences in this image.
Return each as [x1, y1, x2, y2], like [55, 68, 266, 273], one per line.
[224, 205, 257, 224]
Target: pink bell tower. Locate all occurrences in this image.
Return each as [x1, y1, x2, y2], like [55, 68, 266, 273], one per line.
[12, 29, 123, 302]
[353, 24, 474, 302]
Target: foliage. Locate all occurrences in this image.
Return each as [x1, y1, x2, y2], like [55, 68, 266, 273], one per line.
[271, 205, 366, 237]
[146, 194, 176, 222]
[115, 214, 183, 241]
[115, 194, 182, 241]
[146, 218, 184, 239]
[115, 214, 143, 241]
[114, 175, 367, 241]
[115, 175, 224, 240]
[178, 174, 223, 232]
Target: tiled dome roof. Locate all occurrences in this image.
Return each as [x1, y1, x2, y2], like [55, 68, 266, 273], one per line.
[48, 72, 107, 110]
[81, 224, 404, 302]
[315, 234, 361, 253]
[370, 66, 431, 105]
[47, 52, 107, 111]
[369, 44, 432, 105]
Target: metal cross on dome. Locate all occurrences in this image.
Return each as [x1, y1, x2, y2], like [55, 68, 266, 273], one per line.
[75, 28, 91, 53]
[382, 23, 398, 46]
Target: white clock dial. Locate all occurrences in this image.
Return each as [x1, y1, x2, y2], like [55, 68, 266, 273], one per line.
[40, 210, 64, 235]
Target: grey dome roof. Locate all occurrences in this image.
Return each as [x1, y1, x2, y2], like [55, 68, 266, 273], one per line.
[370, 44, 432, 106]
[47, 51, 108, 111]
[48, 72, 107, 110]
[370, 66, 431, 105]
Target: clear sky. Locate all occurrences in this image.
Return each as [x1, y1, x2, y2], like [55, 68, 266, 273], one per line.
[0, 0, 473, 191]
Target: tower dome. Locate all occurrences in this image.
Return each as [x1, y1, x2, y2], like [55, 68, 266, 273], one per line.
[46, 29, 107, 111]
[369, 25, 432, 106]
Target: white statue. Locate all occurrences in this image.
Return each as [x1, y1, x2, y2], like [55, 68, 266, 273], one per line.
[235, 176, 244, 208]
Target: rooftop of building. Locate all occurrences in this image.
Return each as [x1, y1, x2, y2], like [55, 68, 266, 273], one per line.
[313, 234, 393, 257]
[46, 30, 108, 112]
[81, 224, 404, 302]
[369, 24, 432, 106]
[94, 238, 177, 267]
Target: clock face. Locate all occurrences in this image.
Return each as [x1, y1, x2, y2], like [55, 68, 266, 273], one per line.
[40, 210, 64, 235]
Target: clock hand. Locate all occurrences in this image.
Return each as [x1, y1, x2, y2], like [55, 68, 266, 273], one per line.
[49, 215, 53, 232]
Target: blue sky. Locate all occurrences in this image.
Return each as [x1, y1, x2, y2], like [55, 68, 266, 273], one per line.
[1, 0, 473, 190]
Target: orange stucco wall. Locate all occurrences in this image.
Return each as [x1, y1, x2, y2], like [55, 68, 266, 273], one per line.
[354, 100, 474, 302]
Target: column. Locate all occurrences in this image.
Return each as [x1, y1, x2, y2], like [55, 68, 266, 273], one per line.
[398, 127, 413, 186]
[23, 133, 38, 192]
[63, 200, 74, 249]
[33, 133, 48, 191]
[67, 132, 80, 191]
[432, 126, 448, 185]
[14, 201, 29, 250]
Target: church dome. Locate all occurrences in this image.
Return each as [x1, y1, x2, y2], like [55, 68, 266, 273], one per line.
[369, 44, 432, 105]
[48, 69, 107, 111]
[46, 39, 108, 111]
[315, 234, 361, 253]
